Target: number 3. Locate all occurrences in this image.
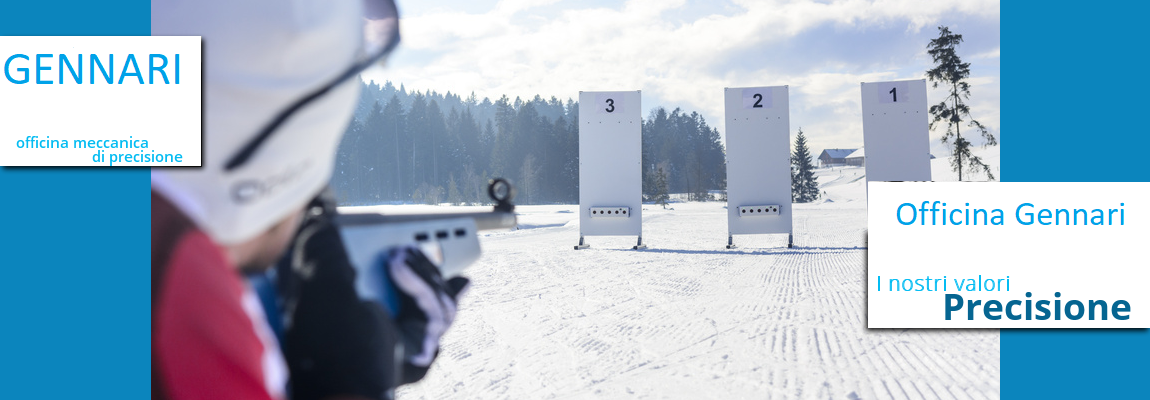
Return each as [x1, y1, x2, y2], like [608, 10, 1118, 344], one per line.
[605, 98, 615, 113]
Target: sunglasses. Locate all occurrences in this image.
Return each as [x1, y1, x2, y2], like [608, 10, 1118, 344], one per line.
[224, 0, 401, 172]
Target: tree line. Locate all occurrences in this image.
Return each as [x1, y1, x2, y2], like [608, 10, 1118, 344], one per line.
[331, 27, 992, 206]
[330, 80, 726, 205]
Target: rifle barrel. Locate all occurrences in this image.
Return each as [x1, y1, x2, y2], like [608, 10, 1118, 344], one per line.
[335, 211, 517, 231]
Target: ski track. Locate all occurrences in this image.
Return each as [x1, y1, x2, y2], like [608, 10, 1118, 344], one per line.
[396, 168, 999, 400]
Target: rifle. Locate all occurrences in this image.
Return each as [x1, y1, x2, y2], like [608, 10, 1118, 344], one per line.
[335, 179, 517, 286]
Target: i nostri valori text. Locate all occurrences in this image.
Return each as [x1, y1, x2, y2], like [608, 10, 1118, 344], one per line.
[876, 276, 1132, 322]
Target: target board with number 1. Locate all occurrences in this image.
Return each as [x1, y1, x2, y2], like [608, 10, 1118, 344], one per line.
[860, 79, 931, 184]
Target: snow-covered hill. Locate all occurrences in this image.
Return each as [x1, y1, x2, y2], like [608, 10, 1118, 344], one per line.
[375, 166, 999, 399]
[931, 146, 1000, 182]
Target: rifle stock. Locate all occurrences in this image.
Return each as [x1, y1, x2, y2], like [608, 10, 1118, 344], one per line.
[335, 179, 517, 281]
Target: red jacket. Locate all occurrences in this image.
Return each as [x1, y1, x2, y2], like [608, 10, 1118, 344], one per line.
[152, 191, 287, 400]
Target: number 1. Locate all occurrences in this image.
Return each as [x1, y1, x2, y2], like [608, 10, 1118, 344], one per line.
[889, 87, 897, 102]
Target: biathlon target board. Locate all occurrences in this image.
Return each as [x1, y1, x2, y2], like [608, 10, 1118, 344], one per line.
[861, 79, 931, 183]
[725, 86, 793, 235]
[578, 90, 642, 236]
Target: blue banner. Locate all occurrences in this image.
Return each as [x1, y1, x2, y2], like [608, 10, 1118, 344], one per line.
[0, 1, 150, 398]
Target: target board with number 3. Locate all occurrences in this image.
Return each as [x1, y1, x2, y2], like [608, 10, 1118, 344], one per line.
[578, 90, 643, 239]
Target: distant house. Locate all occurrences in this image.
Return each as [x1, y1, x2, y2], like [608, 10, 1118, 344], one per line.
[845, 148, 865, 166]
[818, 148, 857, 167]
[839, 148, 935, 168]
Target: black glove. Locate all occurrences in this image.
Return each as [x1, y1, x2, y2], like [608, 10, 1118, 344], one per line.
[276, 191, 399, 400]
[384, 247, 470, 383]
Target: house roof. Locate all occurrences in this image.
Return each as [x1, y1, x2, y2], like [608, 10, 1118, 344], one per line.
[820, 148, 857, 159]
[842, 148, 933, 159]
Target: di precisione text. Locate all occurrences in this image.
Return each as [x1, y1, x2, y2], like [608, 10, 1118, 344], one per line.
[15, 135, 183, 166]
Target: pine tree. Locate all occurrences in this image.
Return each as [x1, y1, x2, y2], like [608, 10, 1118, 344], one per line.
[654, 166, 670, 209]
[490, 95, 514, 178]
[381, 94, 406, 200]
[460, 164, 481, 204]
[927, 26, 997, 181]
[446, 173, 462, 205]
[791, 128, 819, 203]
[477, 170, 490, 205]
[519, 154, 540, 204]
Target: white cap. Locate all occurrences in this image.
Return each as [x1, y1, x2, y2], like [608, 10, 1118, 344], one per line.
[151, 0, 364, 244]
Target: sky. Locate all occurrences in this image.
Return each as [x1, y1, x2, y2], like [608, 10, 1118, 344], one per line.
[363, 0, 1000, 159]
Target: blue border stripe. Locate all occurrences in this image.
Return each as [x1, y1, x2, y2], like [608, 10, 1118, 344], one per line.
[1001, 2, 1150, 398]
[0, 1, 151, 398]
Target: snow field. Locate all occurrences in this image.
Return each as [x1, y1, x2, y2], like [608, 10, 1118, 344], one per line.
[389, 166, 999, 399]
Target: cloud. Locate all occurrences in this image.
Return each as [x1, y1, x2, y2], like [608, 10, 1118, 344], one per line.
[365, 0, 999, 157]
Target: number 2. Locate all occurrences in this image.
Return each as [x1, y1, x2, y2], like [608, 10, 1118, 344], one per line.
[889, 87, 897, 102]
[752, 93, 763, 108]
[605, 99, 615, 113]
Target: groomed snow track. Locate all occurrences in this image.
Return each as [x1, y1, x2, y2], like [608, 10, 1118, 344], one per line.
[392, 167, 999, 399]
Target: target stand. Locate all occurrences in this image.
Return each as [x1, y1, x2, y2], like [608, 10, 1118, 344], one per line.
[575, 90, 646, 250]
[860, 79, 932, 187]
[723, 86, 794, 249]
